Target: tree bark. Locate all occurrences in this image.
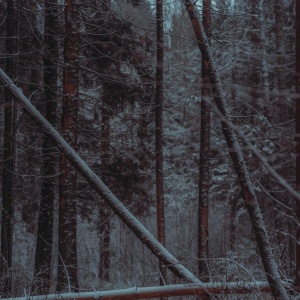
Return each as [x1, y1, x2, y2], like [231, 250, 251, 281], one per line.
[250, 0, 260, 115]
[275, 0, 286, 121]
[182, 1, 289, 298]
[99, 84, 111, 282]
[295, 0, 300, 287]
[156, 0, 167, 289]
[0, 68, 202, 285]
[198, 0, 211, 282]
[0, 281, 293, 300]
[258, 1, 270, 118]
[1, 0, 16, 295]
[34, 0, 58, 293]
[57, 0, 80, 291]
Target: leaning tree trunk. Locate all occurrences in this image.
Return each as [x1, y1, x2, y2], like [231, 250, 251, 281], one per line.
[183, 1, 289, 299]
[1, 0, 16, 295]
[0, 67, 202, 286]
[198, 0, 211, 282]
[155, 0, 167, 289]
[57, 0, 80, 292]
[34, 0, 58, 293]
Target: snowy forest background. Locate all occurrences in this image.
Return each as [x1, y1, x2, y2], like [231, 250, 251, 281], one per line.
[0, 0, 298, 299]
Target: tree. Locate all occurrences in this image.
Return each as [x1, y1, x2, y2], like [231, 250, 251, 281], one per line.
[1, 0, 16, 295]
[183, 1, 289, 298]
[198, 0, 211, 282]
[295, 0, 300, 286]
[34, 0, 59, 293]
[155, 0, 167, 289]
[57, 0, 80, 291]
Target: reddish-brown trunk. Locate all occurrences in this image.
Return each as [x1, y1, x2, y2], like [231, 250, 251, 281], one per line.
[57, 0, 80, 291]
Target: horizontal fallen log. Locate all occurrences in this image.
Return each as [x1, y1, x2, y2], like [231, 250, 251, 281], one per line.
[0, 68, 200, 284]
[2, 282, 297, 300]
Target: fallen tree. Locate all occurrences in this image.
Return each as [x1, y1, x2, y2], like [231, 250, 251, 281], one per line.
[182, 1, 290, 299]
[1, 282, 295, 300]
[0, 68, 200, 285]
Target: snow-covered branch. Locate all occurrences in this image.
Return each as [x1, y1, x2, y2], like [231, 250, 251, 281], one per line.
[1, 282, 291, 300]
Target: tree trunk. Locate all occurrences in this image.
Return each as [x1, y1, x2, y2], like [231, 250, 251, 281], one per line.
[34, 0, 58, 293]
[275, 0, 286, 121]
[57, 0, 80, 292]
[1, 0, 16, 295]
[99, 84, 111, 283]
[295, 0, 300, 287]
[198, 0, 211, 283]
[250, 0, 259, 116]
[155, 0, 167, 289]
[258, 1, 270, 118]
[0, 68, 202, 285]
[183, 1, 289, 298]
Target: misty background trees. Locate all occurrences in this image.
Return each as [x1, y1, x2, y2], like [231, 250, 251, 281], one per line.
[0, 0, 298, 299]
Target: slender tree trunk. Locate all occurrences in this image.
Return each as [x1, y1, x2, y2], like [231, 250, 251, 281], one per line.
[183, 1, 289, 298]
[258, 1, 270, 118]
[295, 0, 300, 287]
[250, 0, 259, 116]
[57, 0, 80, 291]
[275, 0, 286, 121]
[198, 0, 211, 283]
[156, 0, 167, 289]
[1, 0, 16, 295]
[99, 84, 110, 282]
[34, 0, 58, 293]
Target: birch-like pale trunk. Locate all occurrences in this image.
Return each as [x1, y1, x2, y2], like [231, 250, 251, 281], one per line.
[0, 68, 202, 286]
[182, 1, 289, 299]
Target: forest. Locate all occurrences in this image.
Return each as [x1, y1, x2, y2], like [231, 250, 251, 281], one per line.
[0, 0, 299, 299]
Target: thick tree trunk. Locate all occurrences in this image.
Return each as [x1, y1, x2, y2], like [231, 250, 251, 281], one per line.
[183, 1, 289, 298]
[295, 0, 300, 287]
[34, 0, 58, 293]
[155, 0, 167, 289]
[198, 0, 211, 283]
[0, 68, 202, 285]
[57, 0, 80, 292]
[1, 0, 16, 295]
